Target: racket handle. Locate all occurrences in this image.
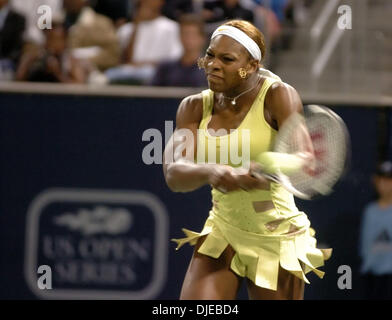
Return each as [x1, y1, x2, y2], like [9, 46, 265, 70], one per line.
[250, 170, 280, 183]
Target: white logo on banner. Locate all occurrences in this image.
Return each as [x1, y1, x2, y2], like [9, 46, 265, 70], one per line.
[54, 206, 133, 236]
[24, 189, 169, 299]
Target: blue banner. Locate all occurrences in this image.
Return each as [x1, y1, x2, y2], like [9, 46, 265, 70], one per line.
[0, 92, 382, 299]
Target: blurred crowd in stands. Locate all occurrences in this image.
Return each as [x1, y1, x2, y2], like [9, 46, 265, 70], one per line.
[0, 0, 314, 87]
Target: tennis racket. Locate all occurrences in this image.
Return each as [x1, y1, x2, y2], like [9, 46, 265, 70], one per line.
[251, 104, 350, 200]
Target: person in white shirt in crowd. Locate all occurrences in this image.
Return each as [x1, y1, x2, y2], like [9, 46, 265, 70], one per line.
[150, 14, 207, 88]
[105, 0, 182, 85]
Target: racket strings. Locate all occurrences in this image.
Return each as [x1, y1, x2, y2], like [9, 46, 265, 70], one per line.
[273, 106, 348, 199]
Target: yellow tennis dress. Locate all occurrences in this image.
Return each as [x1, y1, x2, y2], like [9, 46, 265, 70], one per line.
[172, 76, 332, 291]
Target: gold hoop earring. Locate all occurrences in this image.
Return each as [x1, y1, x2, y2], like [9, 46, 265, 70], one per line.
[238, 68, 247, 79]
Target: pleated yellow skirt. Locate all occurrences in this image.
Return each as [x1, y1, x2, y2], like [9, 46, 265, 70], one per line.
[172, 212, 332, 291]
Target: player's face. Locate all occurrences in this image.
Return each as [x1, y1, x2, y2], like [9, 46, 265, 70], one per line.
[203, 35, 251, 93]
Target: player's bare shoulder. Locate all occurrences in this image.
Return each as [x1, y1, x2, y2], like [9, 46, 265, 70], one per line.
[176, 93, 204, 128]
[266, 81, 303, 115]
[267, 81, 301, 103]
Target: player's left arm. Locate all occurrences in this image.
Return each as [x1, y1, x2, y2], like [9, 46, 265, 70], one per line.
[265, 82, 315, 163]
[265, 82, 302, 128]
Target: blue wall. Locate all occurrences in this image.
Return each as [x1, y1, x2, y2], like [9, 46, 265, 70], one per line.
[0, 91, 384, 299]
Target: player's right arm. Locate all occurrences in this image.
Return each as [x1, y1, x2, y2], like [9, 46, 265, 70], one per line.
[163, 95, 269, 193]
[163, 94, 213, 192]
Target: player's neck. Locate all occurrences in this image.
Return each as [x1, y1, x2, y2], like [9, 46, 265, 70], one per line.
[218, 74, 261, 110]
[227, 73, 260, 98]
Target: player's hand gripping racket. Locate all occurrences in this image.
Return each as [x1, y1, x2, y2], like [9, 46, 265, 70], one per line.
[251, 105, 350, 200]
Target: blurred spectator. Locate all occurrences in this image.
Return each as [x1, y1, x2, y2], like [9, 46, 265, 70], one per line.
[106, 0, 182, 85]
[10, 0, 62, 48]
[90, 0, 130, 28]
[243, 0, 294, 69]
[203, 0, 254, 24]
[151, 14, 207, 87]
[15, 22, 87, 83]
[0, 0, 25, 80]
[162, 0, 194, 21]
[252, 0, 288, 23]
[251, 0, 314, 51]
[63, 0, 120, 71]
[247, 1, 282, 41]
[359, 160, 392, 299]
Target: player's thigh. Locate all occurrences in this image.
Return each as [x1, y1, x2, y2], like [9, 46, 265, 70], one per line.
[246, 266, 304, 300]
[180, 236, 243, 300]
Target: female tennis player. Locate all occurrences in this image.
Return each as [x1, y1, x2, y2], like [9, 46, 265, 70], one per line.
[163, 19, 332, 300]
